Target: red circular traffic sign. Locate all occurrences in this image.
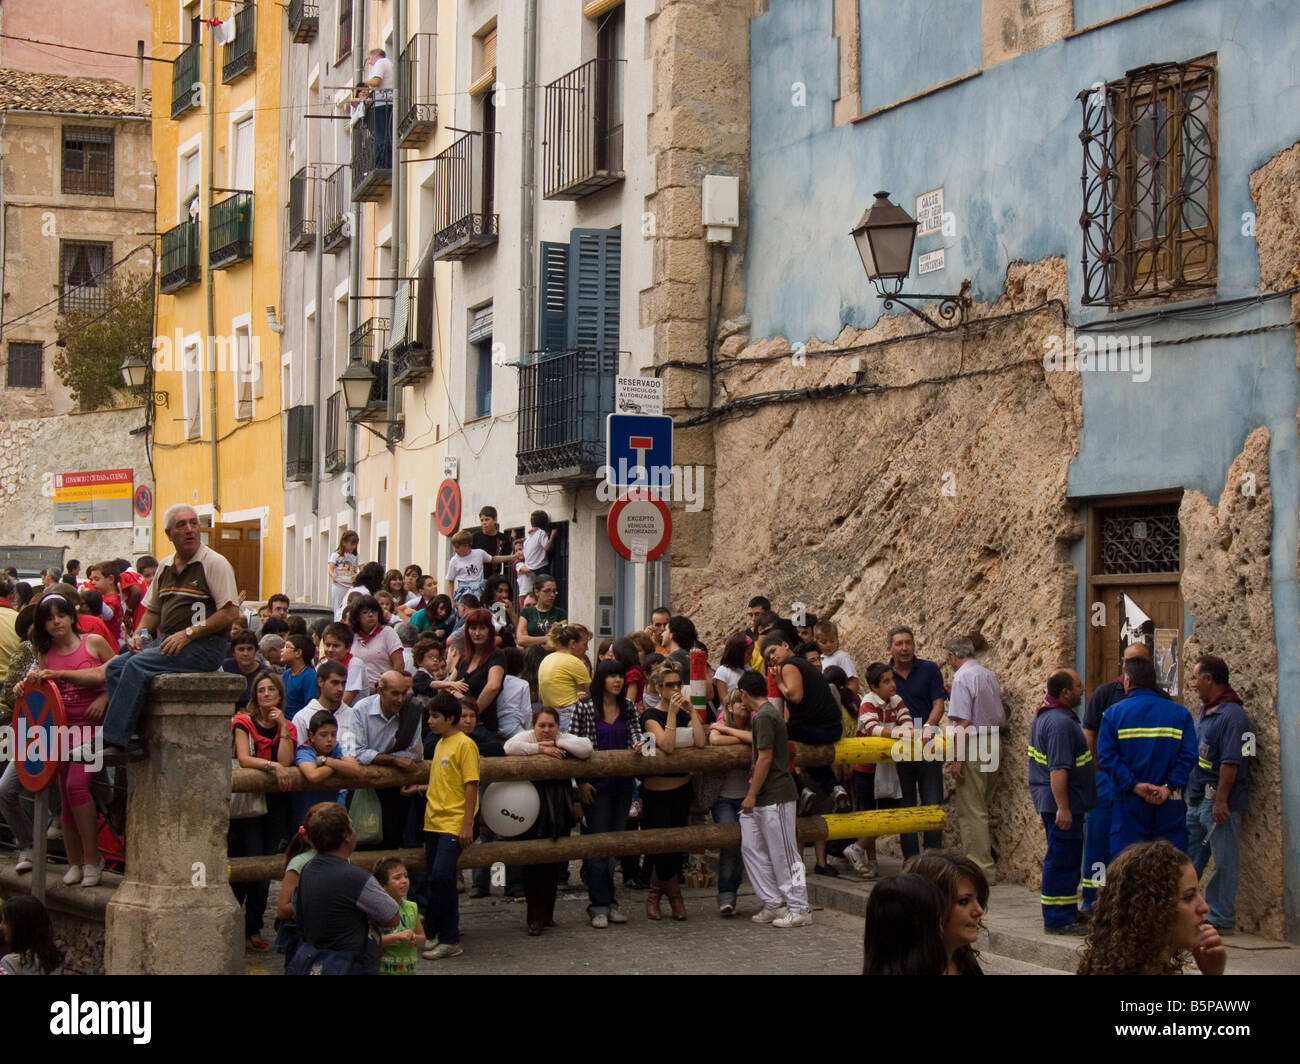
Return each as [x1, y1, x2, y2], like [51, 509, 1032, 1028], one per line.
[434, 479, 462, 536]
[606, 492, 672, 562]
[15, 679, 67, 791]
[133, 484, 153, 518]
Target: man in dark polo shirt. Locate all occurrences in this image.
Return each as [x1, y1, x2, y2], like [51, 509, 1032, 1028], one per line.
[888, 626, 947, 857]
[99, 505, 241, 761]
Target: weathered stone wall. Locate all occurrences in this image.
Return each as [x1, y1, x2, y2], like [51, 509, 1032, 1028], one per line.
[0, 407, 153, 564]
[0, 860, 108, 974]
[1179, 428, 1282, 937]
[678, 257, 1084, 884]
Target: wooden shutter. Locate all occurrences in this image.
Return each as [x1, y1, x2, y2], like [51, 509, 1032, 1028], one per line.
[566, 228, 620, 353]
[538, 240, 569, 356]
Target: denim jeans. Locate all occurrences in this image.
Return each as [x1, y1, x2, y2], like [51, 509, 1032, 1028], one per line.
[424, 831, 462, 944]
[712, 796, 745, 906]
[896, 758, 944, 857]
[0, 759, 60, 850]
[582, 781, 634, 915]
[1186, 798, 1242, 929]
[103, 636, 226, 747]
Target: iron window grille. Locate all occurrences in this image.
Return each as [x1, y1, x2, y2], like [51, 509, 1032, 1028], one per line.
[516, 349, 617, 482]
[1079, 55, 1217, 307]
[542, 58, 625, 200]
[322, 164, 350, 251]
[397, 32, 438, 147]
[288, 167, 316, 250]
[59, 240, 112, 314]
[159, 219, 201, 293]
[209, 191, 253, 269]
[430, 133, 499, 260]
[285, 404, 314, 482]
[171, 41, 201, 120]
[61, 127, 114, 196]
[1099, 503, 1181, 575]
[324, 391, 345, 472]
[6, 342, 42, 388]
[222, 4, 256, 83]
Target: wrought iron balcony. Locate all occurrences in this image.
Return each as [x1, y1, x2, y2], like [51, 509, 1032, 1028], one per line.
[353, 354, 390, 422]
[351, 94, 392, 202]
[388, 280, 431, 387]
[222, 5, 256, 83]
[349, 316, 388, 365]
[516, 349, 618, 484]
[159, 219, 201, 294]
[324, 391, 345, 473]
[58, 282, 111, 316]
[288, 167, 315, 250]
[209, 191, 253, 269]
[289, 0, 318, 43]
[285, 403, 314, 483]
[397, 33, 438, 147]
[430, 133, 498, 261]
[171, 41, 201, 120]
[321, 164, 349, 251]
[542, 58, 624, 200]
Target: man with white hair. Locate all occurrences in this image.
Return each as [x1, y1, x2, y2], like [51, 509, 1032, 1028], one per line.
[945, 635, 1006, 882]
[97, 505, 241, 762]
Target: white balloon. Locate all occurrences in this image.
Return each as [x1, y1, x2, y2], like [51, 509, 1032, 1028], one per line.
[481, 781, 540, 838]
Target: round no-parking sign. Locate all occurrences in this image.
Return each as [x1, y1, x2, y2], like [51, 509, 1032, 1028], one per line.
[15, 679, 67, 791]
[606, 492, 672, 563]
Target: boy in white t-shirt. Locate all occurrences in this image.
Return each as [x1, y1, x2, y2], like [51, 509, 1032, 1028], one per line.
[815, 621, 859, 696]
[444, 530, 496, 603]
[515, 509, 556, 607]
[292, 658, 352, 749]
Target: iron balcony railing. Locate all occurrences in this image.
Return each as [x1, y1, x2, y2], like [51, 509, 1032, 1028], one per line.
[171, 41, 201, 120]
[324, 391, 345, 473]
[542, 58, 624, 200]
[288, 0, 318, 43]
[387, 279, 431, 386]
[430, 133, 498, 261]
[397, 33, 438, 147]
[209, 191, 253, 269]
[516, 349, 618, 483]
[285, 404, 314, 482]
[349, 318, 390, 419]
[58, 281, 111, 316]
[321, 164, 349, 251]
[159, 219, 201, 293]
[351, 95, 392, 202]
[222, 5, 256, 83]
[288, 167, 315, 250]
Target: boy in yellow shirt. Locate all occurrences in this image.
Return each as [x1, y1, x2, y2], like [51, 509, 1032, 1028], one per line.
[419, 692, 479, 960]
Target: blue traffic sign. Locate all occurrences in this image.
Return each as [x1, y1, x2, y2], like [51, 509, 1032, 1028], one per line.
[605, 414, 673, 490]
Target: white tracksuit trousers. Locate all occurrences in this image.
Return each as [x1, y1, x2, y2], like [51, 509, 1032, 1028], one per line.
[740, 799, 809, 913]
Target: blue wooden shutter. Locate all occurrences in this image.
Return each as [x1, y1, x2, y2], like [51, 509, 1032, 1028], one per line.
[566, 227, 620, 352]
[538, 240, 569, 356]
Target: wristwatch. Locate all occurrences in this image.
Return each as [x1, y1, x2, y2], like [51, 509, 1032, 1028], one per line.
[185, 625, 198, 639]
[316, 754, 328, 767]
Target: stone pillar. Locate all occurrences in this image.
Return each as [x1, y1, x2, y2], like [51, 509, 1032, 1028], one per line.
[105, 673, 246, 975]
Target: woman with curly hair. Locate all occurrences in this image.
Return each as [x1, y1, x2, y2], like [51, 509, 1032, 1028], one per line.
[904, 851, 989, 974]
[1077, 841, 1227, 975]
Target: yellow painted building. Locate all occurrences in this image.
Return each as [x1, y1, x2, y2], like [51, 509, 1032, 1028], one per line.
[150, 0, 282, 597]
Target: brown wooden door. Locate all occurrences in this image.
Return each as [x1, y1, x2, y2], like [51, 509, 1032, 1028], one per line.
[1088, 582, 1183, 698]
[211, 521, 261, 602]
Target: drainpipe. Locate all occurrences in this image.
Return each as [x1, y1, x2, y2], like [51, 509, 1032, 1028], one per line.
[389, 0, 404, 451]
[345, 0, 367, 519]
[310, 162, 325, 514]
[520, 0, 538, 359]
[205, 6, 220, 512]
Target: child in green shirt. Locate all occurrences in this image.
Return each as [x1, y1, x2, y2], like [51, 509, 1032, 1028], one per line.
[374, 857, 426, 974]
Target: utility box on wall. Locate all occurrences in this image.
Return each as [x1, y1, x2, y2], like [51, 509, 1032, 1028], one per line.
[702, 174, 740, 243]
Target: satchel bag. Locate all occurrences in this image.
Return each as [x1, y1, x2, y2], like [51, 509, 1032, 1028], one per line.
[229, 758, 268, 819]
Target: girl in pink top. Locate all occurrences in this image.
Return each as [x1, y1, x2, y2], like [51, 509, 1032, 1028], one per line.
[17, 595, 114, 887]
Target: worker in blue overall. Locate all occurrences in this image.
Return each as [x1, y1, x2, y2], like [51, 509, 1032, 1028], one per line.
[1096, 655, 1197, 855]
[1028, 668, 1097, 934]
[1080, 641, 1158, 909]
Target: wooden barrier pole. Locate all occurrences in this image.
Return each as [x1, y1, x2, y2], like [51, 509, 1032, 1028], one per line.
[231, 735, 960, 793]
[227, 805, 945, 882]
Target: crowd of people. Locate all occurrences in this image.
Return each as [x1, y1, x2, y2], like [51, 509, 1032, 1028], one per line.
[0, 500, 1252, 976]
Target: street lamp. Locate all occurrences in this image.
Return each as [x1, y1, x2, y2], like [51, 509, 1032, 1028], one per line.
[851, 190, 970, 331]
[120, 352, 168, 406]
[338, 359, 376, 415]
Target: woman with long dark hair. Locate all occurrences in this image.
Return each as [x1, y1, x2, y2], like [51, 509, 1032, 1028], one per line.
[448, 608, 505, 737]
[904, 851, 990, 975]
[0, 896, 63, 974]
[639, 661, 706, 920]
[347, 594, 404, 691]
[862, 874, 947, 976]
[1077, 840, 1227, 975]
[611, 637, 645, 707]
[571, 659, 643, 928]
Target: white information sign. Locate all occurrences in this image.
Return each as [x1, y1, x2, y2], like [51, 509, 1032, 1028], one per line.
[443, 456, 459, 480]
[916, 188, 944, 237]
[918, 249, 946, 275]
[615, 375, 664, 416]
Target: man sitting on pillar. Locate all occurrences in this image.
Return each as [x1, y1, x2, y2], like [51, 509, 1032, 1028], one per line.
[97, 505, 240, 762]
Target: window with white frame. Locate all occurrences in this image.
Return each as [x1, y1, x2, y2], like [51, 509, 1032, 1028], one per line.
[182, 335, 202, 439]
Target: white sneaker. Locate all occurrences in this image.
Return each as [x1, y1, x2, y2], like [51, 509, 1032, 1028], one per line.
[425, 943, 463, 960]
[752, 906, 789, 924]
[46, 822, 62, 840]
[14, 851, 33, 873]
[419, 936, 440, 959]
[590, 913, 609, 929]
[62, 864, 82, 886]
[80, 863, 103, 888]
[773, 910, 813, 928]
[831, 786, 851, 813]
[607, 907, 628, 924]
[844, 842, 869, 874]
[797, 789, 817, 816]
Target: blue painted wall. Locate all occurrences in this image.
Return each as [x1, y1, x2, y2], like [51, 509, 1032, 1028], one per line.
[749, 0, 1300, 937]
